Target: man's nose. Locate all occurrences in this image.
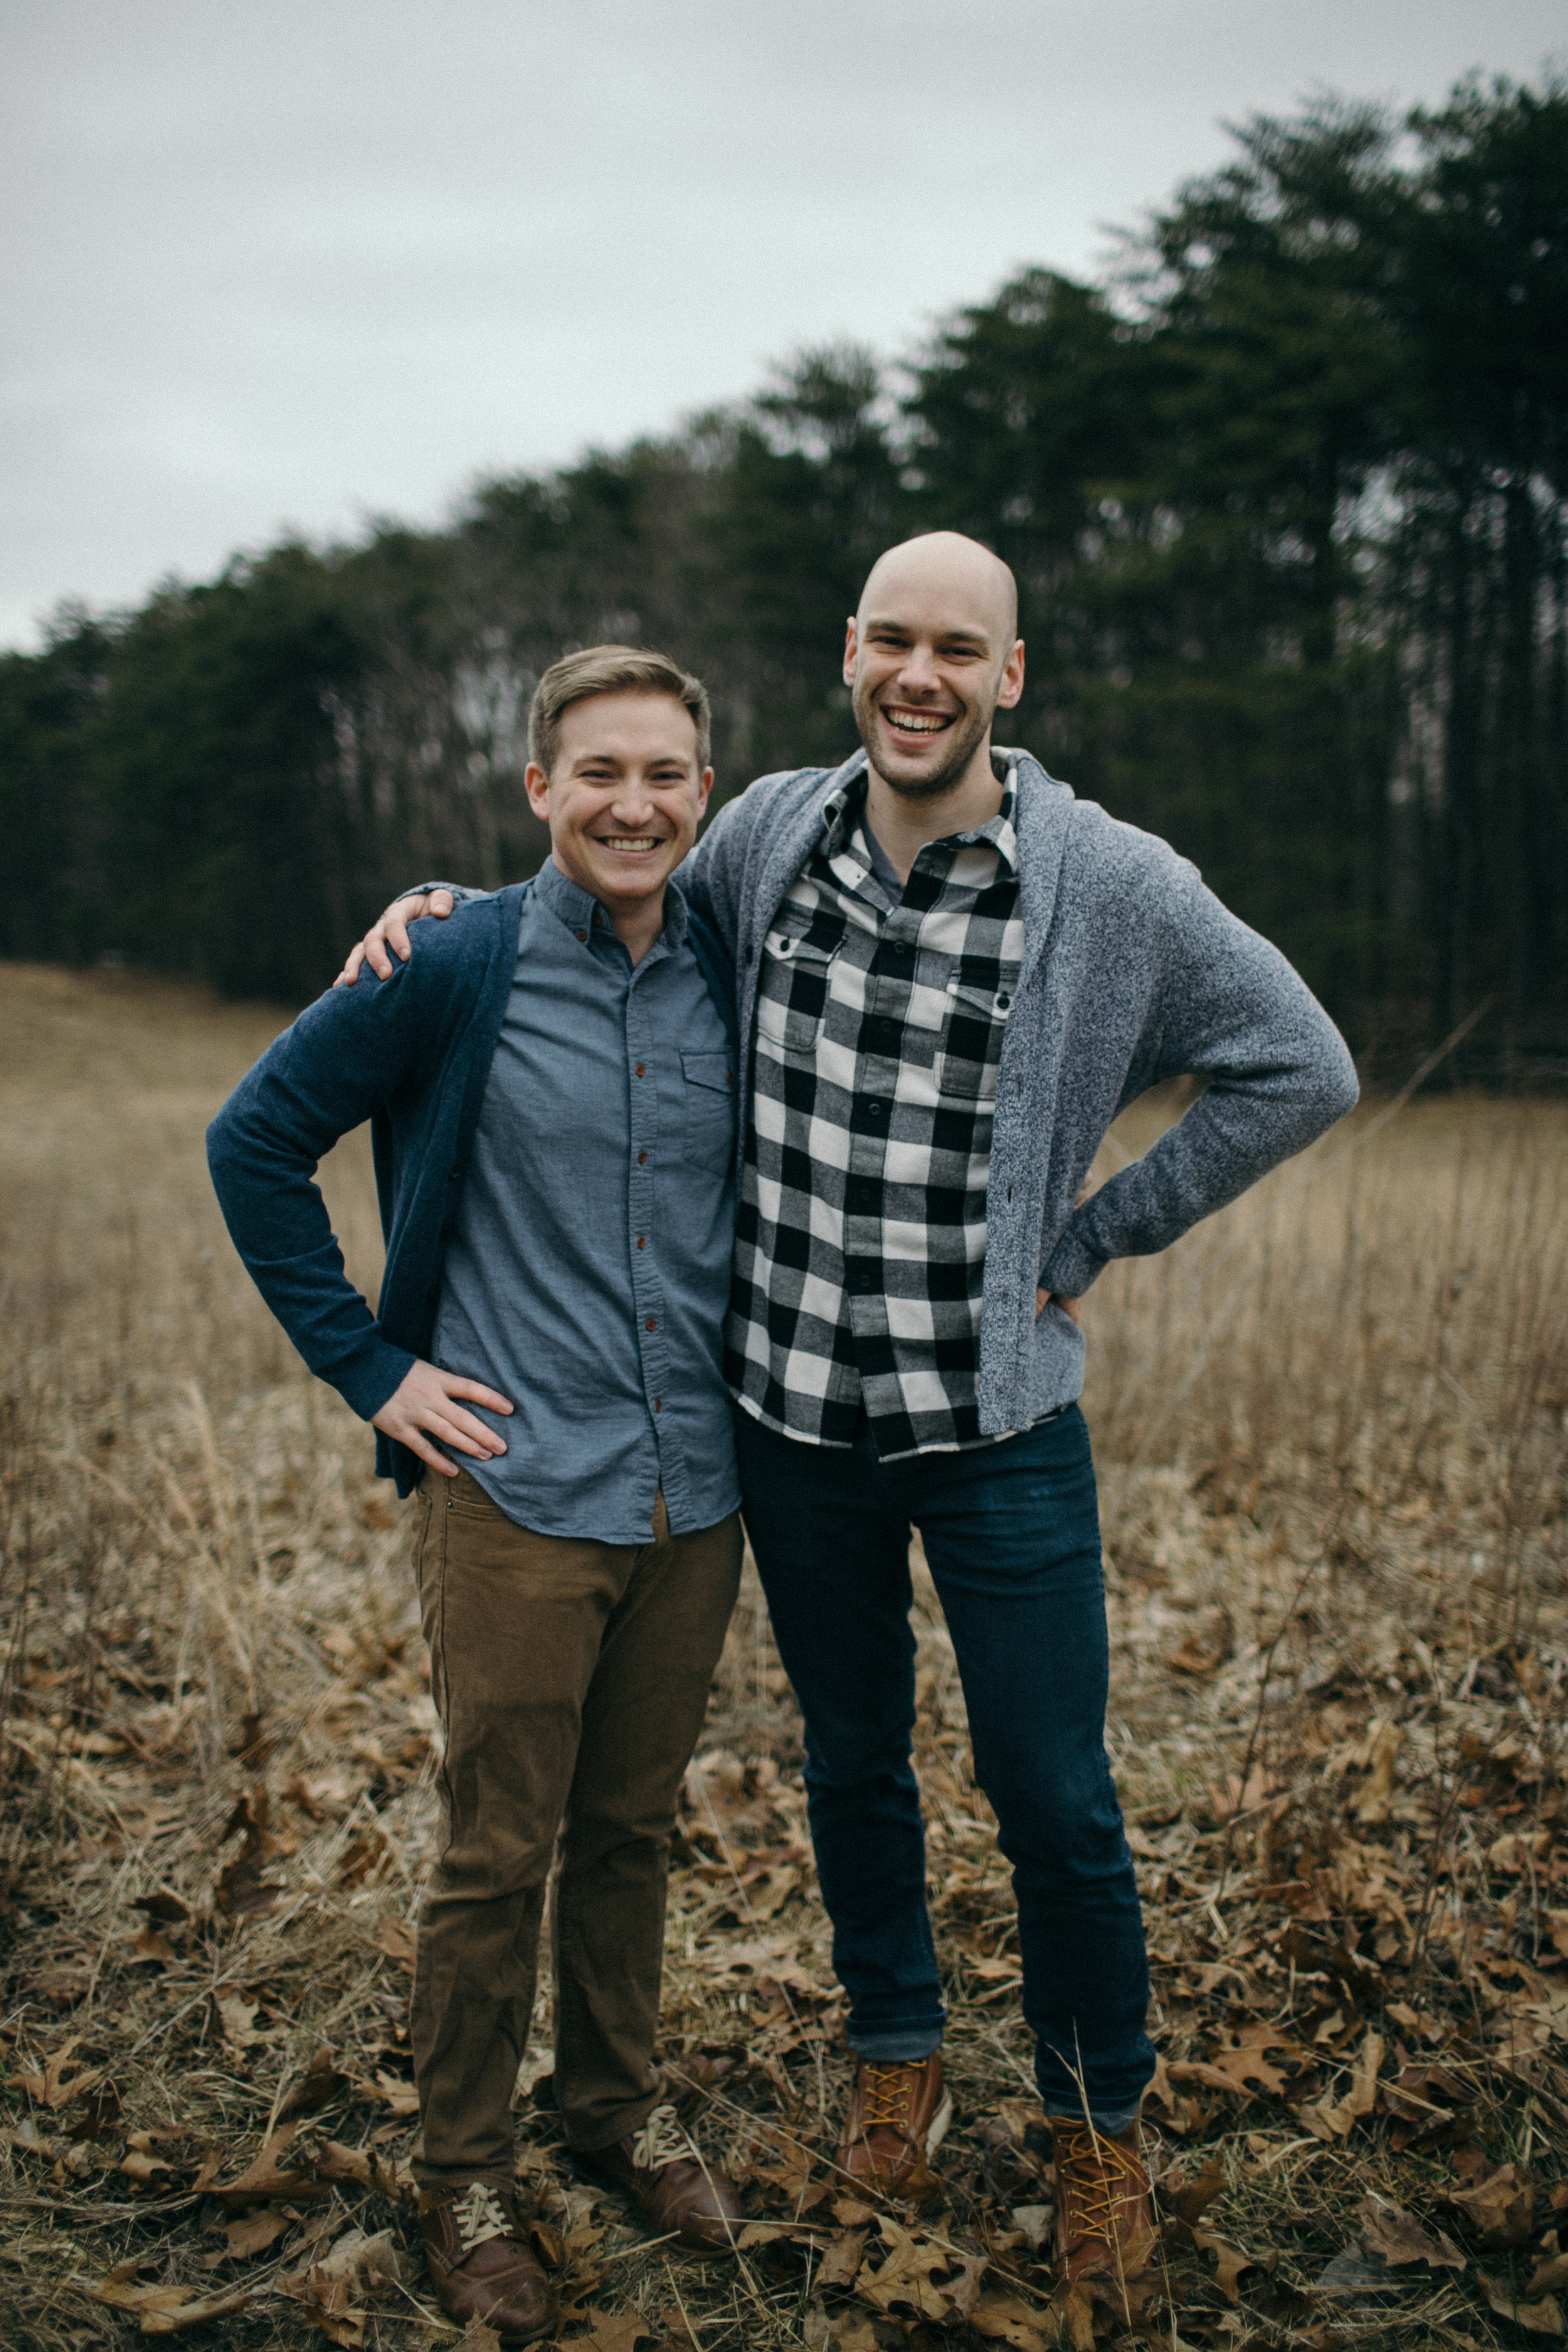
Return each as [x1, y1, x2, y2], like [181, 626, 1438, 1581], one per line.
[608, 779, 658, 825]
[896, 644, 941, 693]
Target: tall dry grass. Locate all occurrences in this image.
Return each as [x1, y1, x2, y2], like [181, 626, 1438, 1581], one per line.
[1, 960, 1564, 2351]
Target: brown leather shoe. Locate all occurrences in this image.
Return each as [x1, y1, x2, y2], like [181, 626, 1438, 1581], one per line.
[418, 2181, 558, 2344]
[834, 2055, 952, 2200]
[576, 2102, 744, 2254]
[1046, 2116, 1155, 2282]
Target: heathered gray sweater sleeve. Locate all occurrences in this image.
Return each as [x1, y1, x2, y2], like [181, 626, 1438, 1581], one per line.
[1038, 859, 1360, 1300]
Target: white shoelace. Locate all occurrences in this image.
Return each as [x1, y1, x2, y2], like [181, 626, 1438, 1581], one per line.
[630, 2102, 692, 2172]
[452, 2180, 512, 2255]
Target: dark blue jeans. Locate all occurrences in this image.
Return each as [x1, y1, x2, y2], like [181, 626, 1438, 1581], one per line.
[734, 1404, 1154, 2126]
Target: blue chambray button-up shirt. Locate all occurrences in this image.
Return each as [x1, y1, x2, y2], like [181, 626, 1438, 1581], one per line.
[430, 856, 739, 1542]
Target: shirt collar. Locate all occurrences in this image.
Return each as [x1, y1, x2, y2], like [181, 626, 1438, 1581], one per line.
[821, 750, 1020, 875]
[532, 854, 690, 952]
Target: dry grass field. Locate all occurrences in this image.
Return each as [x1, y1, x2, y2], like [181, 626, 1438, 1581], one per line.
[1, 959, 1565, 2352]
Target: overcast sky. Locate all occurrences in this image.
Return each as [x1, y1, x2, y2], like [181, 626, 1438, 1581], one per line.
[3, 1, 1562, 652]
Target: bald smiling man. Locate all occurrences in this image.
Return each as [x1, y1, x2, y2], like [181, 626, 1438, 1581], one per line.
[344, 532, 1359, 2286]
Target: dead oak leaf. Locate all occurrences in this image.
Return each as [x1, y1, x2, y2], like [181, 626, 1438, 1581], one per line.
[1479, 2272, 1564, 2337]
[854, 2215, 956, 2321]
[224, 2208, 295, 2259]
[970, 2286, 1056, 2349]
[1449, 2162, 1537, 2252]
[1357, 2193, 1465, 2271]
[92, 2260, 253, 2333]
[216, 1991, 263, 2052]
[1299, 2028, 1384, 2139]
[564, 2312, 657, 2351]
[19, 2033, 104, 2111]
[818, 2227, 867, 2289]
[1533, 2256, 1568, 2301]
[1193, 2227, 1256, 2304]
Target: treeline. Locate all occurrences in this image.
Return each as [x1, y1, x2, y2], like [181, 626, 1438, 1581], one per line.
[3, 75, 1565, 1063]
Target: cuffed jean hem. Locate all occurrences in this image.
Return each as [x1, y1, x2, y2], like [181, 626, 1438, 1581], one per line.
[849, 2025, 945, 2062]
[1084, 2103, 1142, 2135]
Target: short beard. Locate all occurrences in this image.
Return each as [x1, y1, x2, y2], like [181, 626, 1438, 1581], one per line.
[853, 681, 995, 798]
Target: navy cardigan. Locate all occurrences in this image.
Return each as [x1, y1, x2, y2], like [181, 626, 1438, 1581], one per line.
[206, 881, 738, 1496]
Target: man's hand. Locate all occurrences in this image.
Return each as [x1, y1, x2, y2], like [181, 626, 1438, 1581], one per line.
[371, 1360, 514, 1476]
[1036, 1289, 1082, 1326]
[335, 887, 455, 986]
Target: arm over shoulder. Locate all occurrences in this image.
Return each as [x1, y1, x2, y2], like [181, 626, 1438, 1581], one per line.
[1041, 852, 1360, 1296]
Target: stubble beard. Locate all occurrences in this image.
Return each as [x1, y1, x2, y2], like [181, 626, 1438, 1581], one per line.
[854, 681, 996, 801]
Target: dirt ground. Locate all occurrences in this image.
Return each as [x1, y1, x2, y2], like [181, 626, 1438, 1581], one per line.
[1, 960, 1565, 2351]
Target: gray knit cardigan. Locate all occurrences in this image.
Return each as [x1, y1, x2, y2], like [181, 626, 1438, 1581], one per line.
[681, 746, 1360, 1438]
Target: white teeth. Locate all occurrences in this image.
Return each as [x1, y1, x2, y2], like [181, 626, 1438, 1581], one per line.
[602, 837, 659, 850]
[888, 713, 946, 734]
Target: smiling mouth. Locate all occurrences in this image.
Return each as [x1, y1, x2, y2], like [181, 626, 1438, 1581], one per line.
[883, 709, 954, 738]
[596, 835, 665, 852]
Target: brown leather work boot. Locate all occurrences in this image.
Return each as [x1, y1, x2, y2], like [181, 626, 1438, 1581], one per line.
[576, 2101, 744, 2253]
[1046, 2116, 1155, 2283]
[418, 2180, 558, 2344]
[834, 2055, 952, 2200]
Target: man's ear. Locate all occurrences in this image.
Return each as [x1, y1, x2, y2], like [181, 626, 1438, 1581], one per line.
[842, 618, 858, 687]
[524, 760, 551, 820]
[696, 767, 715, 817]
[996, 639, 1026, 712]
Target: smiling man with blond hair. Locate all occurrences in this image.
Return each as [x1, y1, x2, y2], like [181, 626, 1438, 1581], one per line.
[210, 647, 750, 2343]
[347, 531, 1359, 2286]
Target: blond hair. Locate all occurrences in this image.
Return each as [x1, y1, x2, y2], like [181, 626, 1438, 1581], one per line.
[527, 645, 712, 775]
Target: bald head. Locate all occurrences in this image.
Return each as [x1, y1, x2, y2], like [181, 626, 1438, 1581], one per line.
[856, 532, 1018, 648]
[844, 531, 1026, 810]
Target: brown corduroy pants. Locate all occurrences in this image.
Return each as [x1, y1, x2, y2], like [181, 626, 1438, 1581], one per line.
[407, 1469, 742, 2188]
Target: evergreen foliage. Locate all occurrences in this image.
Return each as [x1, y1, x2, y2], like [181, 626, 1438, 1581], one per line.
[3, 75, 1564, 1061]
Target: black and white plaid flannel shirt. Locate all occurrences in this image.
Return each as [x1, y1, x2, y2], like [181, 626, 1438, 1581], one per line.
[727, 756, 1027, 1456]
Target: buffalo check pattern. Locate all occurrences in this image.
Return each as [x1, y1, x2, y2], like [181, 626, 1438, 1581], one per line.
[727, 757, 1027, 1457]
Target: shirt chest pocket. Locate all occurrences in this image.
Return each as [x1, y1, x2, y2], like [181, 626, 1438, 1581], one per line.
[680, 1051, 738, 1176]
[936, 980, 1014, 1100]
[756, 930, 839, 1055]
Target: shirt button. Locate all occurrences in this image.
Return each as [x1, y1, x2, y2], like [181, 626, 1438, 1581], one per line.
[576, 928, 587, 941]
[637, 1236, 646, 1249]
[645, 1316, 657, 1332]
[635, 1062, 645, 1077]
[654, 1399, 662, 1412]
[637, 1149, 648, 1164]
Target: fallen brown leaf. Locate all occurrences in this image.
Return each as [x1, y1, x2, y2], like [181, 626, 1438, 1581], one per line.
[92, 2259, 253, 2333]
[1194, 2227, 1256, 2303]
[209, 2121, 328, 2212]
[1357, 2193, 1465, 2270]
[224, 2208, 295, 2259]
[19, 2033, 104, 2111]
[1478, 2270, 1564, 2336]
[854, 2215, 956, 2321]
[967, 2286, 1055, 2349]
[376, 1914, 418, 1965]
[1300, 2028, 1384, 2138]
[1449, 2161, 1537, 2251]
[817, 2226, 866, 2289]
[1354, 1720, 1404, 1823]
[565, 2312, 657, 2352]
[1163, 2161, 1225, 2225]
[278, 2045, 352, 2118]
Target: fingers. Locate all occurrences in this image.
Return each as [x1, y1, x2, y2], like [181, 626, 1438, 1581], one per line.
[367, 923, 397, 980]
[334, 942, 368, 990]
[398, 1427, 459, 1476]
[438, 1377, 514, 1416]
[429, 889, 455, 916]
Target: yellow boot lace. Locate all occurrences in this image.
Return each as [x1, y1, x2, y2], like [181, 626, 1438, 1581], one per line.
[1052, 2121, 1148, 2247]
